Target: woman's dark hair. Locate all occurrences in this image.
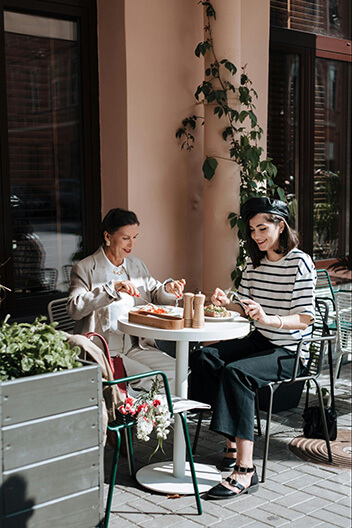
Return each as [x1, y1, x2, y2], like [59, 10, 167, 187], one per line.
[246, 213, 299, 268]
[100, 208, 140, 243]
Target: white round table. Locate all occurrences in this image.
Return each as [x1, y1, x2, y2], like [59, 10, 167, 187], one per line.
[118, 313, 250, 494]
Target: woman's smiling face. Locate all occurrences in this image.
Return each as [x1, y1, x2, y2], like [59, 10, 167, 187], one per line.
[104, 224, 139, 265]
[249, 213, 283, 259]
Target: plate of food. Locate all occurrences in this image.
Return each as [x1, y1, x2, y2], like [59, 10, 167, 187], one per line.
[131, 304, 181, 316]
[204, 304, 238, 321]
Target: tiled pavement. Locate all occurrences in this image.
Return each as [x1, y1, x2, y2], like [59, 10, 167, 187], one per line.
[103, 362, 351, 527]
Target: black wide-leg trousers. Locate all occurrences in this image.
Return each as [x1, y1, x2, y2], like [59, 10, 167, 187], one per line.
[189, 330, 303, 442]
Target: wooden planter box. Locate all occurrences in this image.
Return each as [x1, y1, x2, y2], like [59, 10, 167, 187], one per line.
[0, 365, 104, 528]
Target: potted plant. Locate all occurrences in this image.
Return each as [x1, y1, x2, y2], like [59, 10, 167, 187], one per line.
[0, 312, 104, 528]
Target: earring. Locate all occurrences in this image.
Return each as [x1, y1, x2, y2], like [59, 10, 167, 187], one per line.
[106, 240, 110, 247]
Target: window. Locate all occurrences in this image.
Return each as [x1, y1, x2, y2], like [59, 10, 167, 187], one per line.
[268, 0, 351, 265]
[271, 0, 351, 39]
[0, 0, 100, 320]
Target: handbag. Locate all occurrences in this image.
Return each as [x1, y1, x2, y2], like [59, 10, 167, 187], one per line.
[302, 303, 337, 441]
[84, 331, 127, 395]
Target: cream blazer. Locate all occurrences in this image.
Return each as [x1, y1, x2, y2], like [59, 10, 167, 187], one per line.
[67, 247, 173, 349]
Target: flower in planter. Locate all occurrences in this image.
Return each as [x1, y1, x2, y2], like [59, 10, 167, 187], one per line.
[117, 377, 171, 457]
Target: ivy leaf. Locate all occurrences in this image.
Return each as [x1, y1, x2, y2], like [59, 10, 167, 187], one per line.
[246, 147, 260, 166]
[277, 187, 286, 202]
[222, 127, 233, 141]
[223, 60, 237, 75]
[214, 106, 223, 118]
[202, 1, 216, 19]
[230, 217, 237, 228]
[195, 41, 211, 57]
[239, 111, 248, 123]
[203, 156, 218, 180]
[248, 110, 257, 127]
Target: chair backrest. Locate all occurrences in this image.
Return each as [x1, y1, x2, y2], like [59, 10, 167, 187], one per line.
[305, 298, 330, 376]
[62, 264, 72, 288]
[316, 269, 335, 311]
[335, 291, 352, 356]
[47, 297, 75, 333]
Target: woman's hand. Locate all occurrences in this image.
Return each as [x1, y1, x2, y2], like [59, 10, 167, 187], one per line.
[211, 288, 230, 307]
[241, 299, 269, 324]
[165, 278, 186, 298]
[114, 280, 140, 297]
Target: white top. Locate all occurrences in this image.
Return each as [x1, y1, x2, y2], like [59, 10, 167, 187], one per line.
[238, 248, 316, 352]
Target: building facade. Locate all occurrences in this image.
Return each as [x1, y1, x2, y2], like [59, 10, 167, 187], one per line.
[0, 0, 350, 320]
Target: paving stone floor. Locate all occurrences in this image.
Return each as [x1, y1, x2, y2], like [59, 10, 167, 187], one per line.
[103, 362, 351, 527]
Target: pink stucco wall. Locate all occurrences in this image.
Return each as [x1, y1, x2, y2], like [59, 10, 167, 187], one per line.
[98, 0, 270, 292]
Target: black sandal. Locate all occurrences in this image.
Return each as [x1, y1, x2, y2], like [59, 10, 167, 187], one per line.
[222, 446, 237, 470]
[207, 465, 259, 500]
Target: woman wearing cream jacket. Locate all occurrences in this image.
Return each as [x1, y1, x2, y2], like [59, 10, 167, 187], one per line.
[67, 208, 185, 392]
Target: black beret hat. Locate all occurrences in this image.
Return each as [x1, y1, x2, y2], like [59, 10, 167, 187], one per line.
[241, 197, 290, 224]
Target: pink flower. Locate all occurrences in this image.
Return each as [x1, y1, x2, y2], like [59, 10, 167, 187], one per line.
[125, 397, 134, 406]
[118, 405, 127, 415]
[153, 399, 161, 407]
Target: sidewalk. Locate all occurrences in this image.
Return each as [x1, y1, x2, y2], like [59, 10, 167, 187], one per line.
[103, 362, 351, 527]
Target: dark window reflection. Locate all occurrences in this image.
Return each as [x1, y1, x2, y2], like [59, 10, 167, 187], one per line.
[5, 11, 84, 295]
[267, 52, 300, 230]
[313, 59, 349, 260]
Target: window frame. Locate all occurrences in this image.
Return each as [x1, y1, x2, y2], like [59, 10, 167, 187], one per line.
[269, 25, 351, 264]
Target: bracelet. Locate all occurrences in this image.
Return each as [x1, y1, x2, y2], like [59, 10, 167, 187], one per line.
[276, 315, 284, 329]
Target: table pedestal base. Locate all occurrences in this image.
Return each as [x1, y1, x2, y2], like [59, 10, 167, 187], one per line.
[136, 462, 221, 494]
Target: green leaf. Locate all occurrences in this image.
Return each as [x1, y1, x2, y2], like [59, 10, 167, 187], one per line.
[224, 60, 237, 75]
[195, 41, 211, 57]
[246, 147, 260, 166]
[277, 187, 286, 202]
[239, 111, 248, 123]
[222, 127, 233, 141]
[202, 1, 216, 19]
[202, 156, 218, 180]
[248, 110, 257, 127]
[240, 73, 248, 85]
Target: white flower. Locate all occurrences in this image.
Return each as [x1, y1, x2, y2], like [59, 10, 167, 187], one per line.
[117, 376, 172, 456]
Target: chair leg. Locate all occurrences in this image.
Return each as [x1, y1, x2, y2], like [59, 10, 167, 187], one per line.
[255, 390, 262, 436]
[126, 426, 136, 478]
[262, 385, 274, 483]
[312, 380, 333, 463]
[180, 412, 203, 515]
[192, 410, 204, 455]
[105, 430, 122, 528]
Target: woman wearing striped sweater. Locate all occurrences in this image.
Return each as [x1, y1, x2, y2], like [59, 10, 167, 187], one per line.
[189, 197, 316, 500]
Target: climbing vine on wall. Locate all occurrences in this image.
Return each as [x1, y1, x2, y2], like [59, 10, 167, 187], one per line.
[176, 1, 285, 287]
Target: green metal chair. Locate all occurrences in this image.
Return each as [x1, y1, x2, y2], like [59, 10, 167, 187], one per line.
[333, 290, 352, 385]
[316, 269, 336, 330]
[259, 299, 336, 482]
[103, 370, 202, 527]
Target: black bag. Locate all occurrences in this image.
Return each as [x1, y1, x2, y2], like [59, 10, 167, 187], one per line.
[303, 404, 337, 441]
[302, 301, 338, 442]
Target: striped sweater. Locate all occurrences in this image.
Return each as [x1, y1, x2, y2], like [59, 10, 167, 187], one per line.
[237, 249, 316, 353]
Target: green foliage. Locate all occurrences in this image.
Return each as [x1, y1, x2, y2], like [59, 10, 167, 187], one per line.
[0, 315, 81, 381]
[176, 1, 285, 287]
